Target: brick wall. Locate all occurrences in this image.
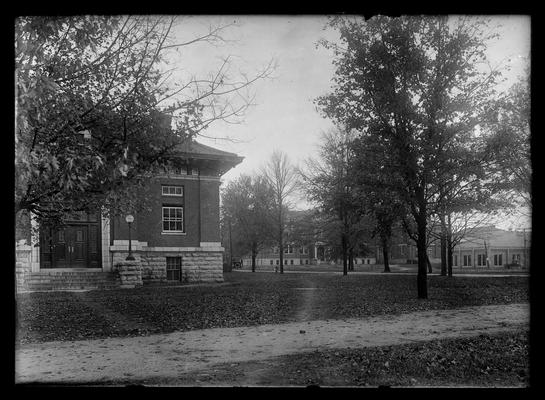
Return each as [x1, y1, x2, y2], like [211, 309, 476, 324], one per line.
[199, 179, 221, 243]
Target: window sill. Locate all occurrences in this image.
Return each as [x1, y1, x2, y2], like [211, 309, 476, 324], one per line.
[161, 231, 186, 235]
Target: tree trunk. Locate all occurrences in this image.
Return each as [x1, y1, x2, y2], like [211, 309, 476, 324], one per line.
[484, 240, 490, 268]
[279, 236, 284, 274]
[426, 252, 433, 273]
[228, 219, 233, 270]
[342, 233, 348, 276]
[447, 214, 453, 277]
[278, 205, 284, 274]
[440, 214, 447, 276]
[447, 242, 453, 277]
[251, 244, 257, 273]
[348, 247, 354, 271]
[382, 236, 391, 273]
[416, 209, 428, 299]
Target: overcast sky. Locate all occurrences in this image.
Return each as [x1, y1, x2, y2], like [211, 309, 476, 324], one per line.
[166, 15, 531, 229]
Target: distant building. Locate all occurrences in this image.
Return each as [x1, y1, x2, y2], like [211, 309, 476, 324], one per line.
[240, 217, 530, 270]
[376, 225, 530, 269]
[452, 225, 530, 268]
[239, 209, 376, 269]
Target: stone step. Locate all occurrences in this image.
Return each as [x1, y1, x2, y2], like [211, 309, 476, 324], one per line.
[23, 272, 120, 291]
[25, 281, 119, 288]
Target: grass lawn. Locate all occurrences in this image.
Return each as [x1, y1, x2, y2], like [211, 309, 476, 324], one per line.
[16, 272, 528, 345]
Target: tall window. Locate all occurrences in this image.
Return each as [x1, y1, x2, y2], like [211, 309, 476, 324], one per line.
[494, 254, 503, 266]
[162, 206, 184, 232]
[162, 185, 184, 196]
[166, 257, 182, 281]
[463, 255, 471, 267]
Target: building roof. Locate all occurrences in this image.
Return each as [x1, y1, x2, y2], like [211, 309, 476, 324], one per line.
[174, 140, 243, 163]
[459, 226, 531, 249]
[172, 140, 244, 176]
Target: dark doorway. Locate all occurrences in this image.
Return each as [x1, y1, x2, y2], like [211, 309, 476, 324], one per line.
[40, 212, 102, 269]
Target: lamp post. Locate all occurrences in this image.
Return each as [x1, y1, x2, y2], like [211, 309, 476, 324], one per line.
[125, 214, 135, 261]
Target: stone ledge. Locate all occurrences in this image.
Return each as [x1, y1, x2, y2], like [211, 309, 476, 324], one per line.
[141, 246, 224, 252]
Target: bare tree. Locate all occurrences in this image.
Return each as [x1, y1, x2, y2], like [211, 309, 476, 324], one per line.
[261, 150, 299, 274]
[221, 174, 275, 272]
[300, 127, 363, 275]
[15, 15, 275, 228]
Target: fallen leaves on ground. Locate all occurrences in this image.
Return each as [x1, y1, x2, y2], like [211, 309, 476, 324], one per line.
[15, 273, 528, 344]
[255, 329, 530, 387]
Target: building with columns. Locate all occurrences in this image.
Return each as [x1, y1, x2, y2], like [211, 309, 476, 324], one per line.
[451, 225, 530, 269]
[15, 141, 243, 291]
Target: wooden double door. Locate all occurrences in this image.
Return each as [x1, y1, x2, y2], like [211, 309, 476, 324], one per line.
[40, 212, 101, 269]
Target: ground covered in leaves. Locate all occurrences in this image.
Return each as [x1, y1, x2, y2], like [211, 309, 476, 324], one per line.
[130, 329, 527, 387]
[16, 272, 529, 345]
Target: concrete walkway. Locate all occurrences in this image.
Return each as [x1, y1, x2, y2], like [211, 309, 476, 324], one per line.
[15, 303, 529, 384]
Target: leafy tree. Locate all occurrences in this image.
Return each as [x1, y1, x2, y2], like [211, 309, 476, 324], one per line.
[300, 127, 365, 275]
[221, 174, 275, 272]
[15, 16, 274, 230]
[261, 151, 299, 274]
[350, 134, 407, 273]
[486, 72, 531, 211]
[316, 16, 507, 298]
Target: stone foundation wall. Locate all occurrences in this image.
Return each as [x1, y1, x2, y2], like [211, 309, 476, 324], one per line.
[179, 251, 223, 283]
[114, 261, 143, 289]
[15, 246, 32, 292]
[137, 250, 224, 284]
[140, 253, 168, 282]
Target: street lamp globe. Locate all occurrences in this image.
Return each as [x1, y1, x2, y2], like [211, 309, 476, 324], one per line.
[125, 214, 135, 261]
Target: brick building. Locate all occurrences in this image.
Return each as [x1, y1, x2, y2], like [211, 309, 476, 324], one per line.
[15, 141, 243, 291]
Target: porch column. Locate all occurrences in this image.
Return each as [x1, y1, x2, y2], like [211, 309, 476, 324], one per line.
[30, 213, 40, 272]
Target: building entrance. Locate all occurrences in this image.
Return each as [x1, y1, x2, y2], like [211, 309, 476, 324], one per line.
[39, 211, 102, 269]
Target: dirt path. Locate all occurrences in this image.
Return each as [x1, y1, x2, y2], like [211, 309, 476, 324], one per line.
[15, 303, 528, 384]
